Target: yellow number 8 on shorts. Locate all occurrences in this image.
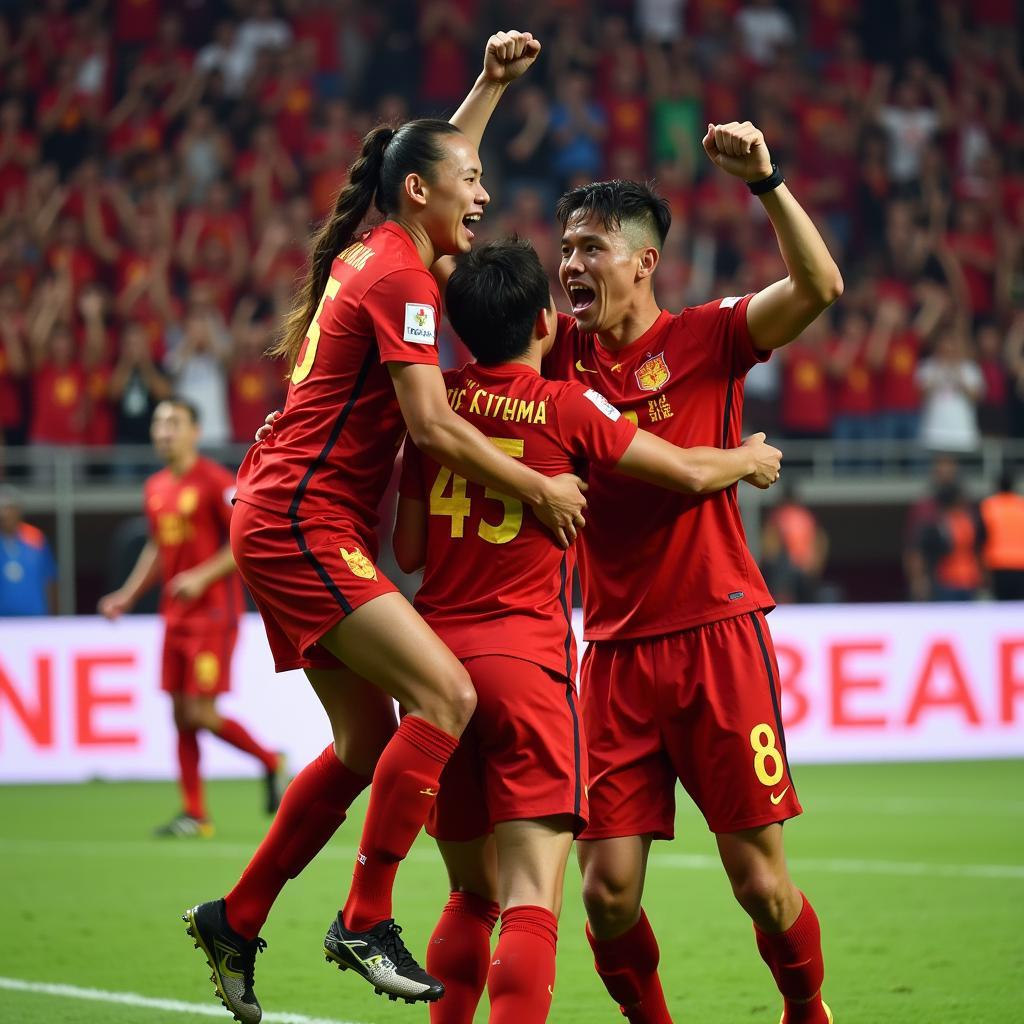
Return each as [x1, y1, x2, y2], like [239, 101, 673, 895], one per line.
[749, 722, 784, 787]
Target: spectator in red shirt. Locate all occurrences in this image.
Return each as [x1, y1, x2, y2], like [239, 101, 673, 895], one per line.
[261, 44, 316, 154]
[603, 46, 650, 174]
[779, 320, 832, 440]
[0, 98, 38, 212]
[942, 200, 997, 323]
[0, 282, 29, 447]
[828, 309, 879, 457]
[28, 311, 86, 447]
[227, 297, 285, 444]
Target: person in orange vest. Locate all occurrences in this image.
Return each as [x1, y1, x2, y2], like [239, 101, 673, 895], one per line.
[981, 468, 1024, 600]
[761, 480, 829, 603]
[913, 477, 987, 601]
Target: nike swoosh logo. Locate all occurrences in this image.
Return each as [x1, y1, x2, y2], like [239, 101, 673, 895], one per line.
[575, 359, 598, 373]
[214, 939, 242, 979]
[770, 786, 790, 805]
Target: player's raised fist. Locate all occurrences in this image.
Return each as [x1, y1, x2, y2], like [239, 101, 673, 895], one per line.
[483, 30, 541, 84]
[702, 121, 773, 183]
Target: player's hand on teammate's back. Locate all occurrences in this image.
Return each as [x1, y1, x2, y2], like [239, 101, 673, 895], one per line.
[254, 409, 282, 442]
[534, 473, 588, 548]
[97, 590, 132, 620]
[167, 568, 208, 602]
[702, 121, 773, 182]
[740, 432, 783, 489]
[483, 30, 541, 84]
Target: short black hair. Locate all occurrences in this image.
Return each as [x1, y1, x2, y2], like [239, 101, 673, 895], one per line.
[446, 237, 550, 366]
[159, 396, 201, 424]
[556, 179, 671, 249]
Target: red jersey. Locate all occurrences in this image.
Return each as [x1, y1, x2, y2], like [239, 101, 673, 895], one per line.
[781, 341, 831, 434]
[542, 297, 774, 640]
[30, 363, 86, 444]
[880, 330, 920, 412]
[144, 456, 242, 630]
[235, 222, 440, 534]
[400, 363, 636, 678]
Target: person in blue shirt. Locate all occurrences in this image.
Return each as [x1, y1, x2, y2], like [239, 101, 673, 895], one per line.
[0, 485, 56, 616]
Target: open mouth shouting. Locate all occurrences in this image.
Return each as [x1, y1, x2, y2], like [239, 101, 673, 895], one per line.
[462, 213, 482, 240]
[568, 282, 596, 315]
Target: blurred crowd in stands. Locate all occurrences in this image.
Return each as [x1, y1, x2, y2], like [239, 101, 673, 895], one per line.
[1, 0, 1024, 465]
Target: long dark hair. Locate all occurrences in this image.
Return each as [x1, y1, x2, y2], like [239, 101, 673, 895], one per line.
[272, 118, 462, 368]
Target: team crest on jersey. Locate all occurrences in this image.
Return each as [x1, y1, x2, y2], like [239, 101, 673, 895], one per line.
[178, 487, 199, 515]
[635, 353, 670, 392]
[340, 547, 377, 580]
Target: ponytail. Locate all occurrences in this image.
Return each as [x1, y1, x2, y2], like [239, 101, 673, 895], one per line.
[272, 117, 464, 370]
[271, 125, 396, 367]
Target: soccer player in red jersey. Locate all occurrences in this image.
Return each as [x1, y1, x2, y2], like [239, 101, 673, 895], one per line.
[98, 398, 282, 837]
[394, 239, 781, 1024]
[182, 32, 589, 1020]
[544, 126, 843, 1024]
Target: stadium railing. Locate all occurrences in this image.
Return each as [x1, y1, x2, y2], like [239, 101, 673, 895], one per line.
[2, 438, 1023, 613]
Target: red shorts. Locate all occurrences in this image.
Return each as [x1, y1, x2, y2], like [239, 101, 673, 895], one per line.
[579, 610, 802, 839]
[162, 623, 237, 697]
[428, 655, 588, 842]
[231, 499, 399, 672]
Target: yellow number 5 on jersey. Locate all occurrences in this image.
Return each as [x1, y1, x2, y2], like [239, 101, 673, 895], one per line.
[291, 274, 342, 385]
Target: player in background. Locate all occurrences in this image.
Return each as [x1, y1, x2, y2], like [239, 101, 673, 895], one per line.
[394, 238, 781, 1024]
[182, 32, 587, 1022]
[98, 398, 283, 837]
[546, 127, 842, 1024]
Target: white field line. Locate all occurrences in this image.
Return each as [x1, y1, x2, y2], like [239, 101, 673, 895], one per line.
[0, 976, 365, 1024]
[1, 837, 1022, 881]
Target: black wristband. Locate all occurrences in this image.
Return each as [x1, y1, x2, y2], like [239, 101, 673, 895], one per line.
[747, 162, 784, 196]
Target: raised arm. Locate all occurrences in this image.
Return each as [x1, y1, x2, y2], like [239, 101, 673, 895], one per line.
[701, 121, 843, 351]
[449, 30, 541, 149]
[615, 429, 782, 493]
[389, 361, 586, 547]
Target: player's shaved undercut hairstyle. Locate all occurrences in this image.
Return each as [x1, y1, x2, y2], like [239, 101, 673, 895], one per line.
[272, 118, 462, 369]
[446, 237, 550, 366]
[556, 179, 671, 251]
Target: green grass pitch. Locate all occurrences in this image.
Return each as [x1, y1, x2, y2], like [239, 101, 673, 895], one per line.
[0, 760, 1021, 1024]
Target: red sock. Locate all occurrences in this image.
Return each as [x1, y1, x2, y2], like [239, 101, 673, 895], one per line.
[177, 728, 205, 820]
[214, 716, 278, 771]
[754, 894, 827, 1024]
[343, 715, 457, 931]
[487, 905, 558, 1024]
[587, 910, 673, 1024]
[225, 745, 370, 939]
[427, 891, 500, 1024]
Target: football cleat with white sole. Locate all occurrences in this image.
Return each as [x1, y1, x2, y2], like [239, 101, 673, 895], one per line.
[154, 812, 214, 838]
[183, 899, 266, 1024]
[323, 913, 444, 1003]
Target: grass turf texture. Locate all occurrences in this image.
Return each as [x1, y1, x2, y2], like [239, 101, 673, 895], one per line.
[0, 761, 1020, 1024]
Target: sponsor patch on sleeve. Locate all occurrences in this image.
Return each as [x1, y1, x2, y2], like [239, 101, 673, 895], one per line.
[403, 303, 437, 344]
[583, 388, 621, 421]
[720, 295, 742, 309]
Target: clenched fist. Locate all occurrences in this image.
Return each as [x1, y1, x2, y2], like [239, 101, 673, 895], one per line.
[702, 121, 773, 183]
[482, 30, 542, 85]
